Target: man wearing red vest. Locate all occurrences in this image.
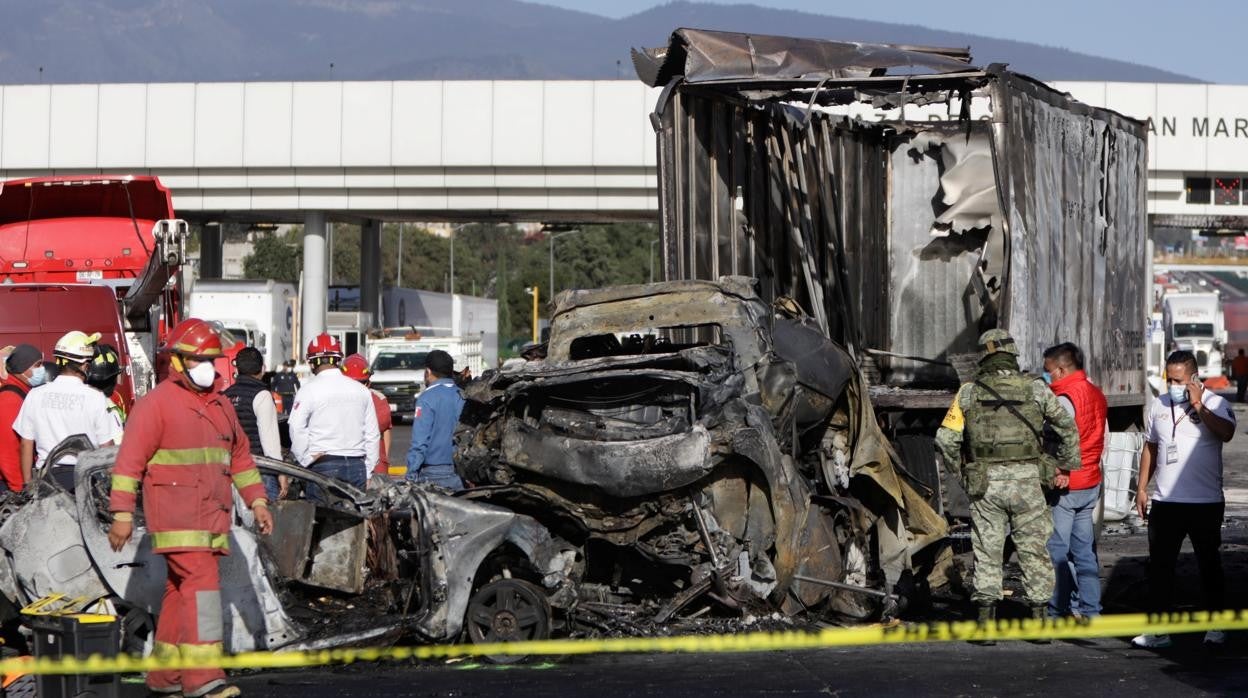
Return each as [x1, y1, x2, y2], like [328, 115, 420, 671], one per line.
[107, 319, 274, 698]
[1042, 342, 1107, 618]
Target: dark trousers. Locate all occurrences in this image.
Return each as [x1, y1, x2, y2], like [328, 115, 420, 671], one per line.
[306, 455, 367, 503]
[1237, 376, 1248, 403]
[1147, 500, 1225, 612]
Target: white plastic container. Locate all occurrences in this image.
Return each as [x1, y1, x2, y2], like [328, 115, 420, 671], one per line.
[1101, 432, 1145, 522]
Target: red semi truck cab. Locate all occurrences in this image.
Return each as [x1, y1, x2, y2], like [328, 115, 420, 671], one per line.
[0, 175, 236, 404]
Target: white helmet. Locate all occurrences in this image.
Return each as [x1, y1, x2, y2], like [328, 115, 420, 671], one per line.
[53, 331, 101, 363]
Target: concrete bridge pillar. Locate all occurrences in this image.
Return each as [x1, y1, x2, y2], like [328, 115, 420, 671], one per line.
[360, 219, 382, 329]
[200, 223, 223, 279]
[301, 212, 328, 347]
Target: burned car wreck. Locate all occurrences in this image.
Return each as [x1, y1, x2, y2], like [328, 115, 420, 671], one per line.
[0, 279, 946, 659]
[0, 438, 578, 655]
[458, 276, 949, 625]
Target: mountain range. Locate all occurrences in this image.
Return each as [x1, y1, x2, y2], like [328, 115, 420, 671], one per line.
[0, 0, 1197, 84]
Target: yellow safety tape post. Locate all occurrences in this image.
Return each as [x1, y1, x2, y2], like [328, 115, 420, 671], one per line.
[3, 609, 1246, 677]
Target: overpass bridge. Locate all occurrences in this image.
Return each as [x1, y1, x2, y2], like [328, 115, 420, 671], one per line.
[6, 78, 1248, 336]
[0, 80, 660, 337]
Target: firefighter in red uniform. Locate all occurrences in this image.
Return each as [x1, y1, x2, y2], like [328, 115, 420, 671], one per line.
[107, 319, 274, 698]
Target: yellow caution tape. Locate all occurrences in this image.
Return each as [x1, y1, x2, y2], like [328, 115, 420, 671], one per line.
[3, 609, 1246, 677]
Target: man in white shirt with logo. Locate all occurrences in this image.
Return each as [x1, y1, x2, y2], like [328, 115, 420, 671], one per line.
[13, 331, 117, 491]
[287, 333, 379, 502]
[1132, 350, 1235, 649]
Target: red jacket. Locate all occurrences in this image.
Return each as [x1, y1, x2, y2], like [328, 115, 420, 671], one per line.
[1050, 370, 1107, 491]
[370, 390, 392, 475]
[0, 373, 30, 491]
[109, 374, 267, 554]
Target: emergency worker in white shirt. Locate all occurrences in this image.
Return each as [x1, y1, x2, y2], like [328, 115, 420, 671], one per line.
[287, 333, 379, 502]
[13, 331, 117, 491]
[1132, 350, 1235, 650]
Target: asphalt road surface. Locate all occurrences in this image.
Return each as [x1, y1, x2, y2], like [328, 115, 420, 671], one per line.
[258, 413, 1248, 696]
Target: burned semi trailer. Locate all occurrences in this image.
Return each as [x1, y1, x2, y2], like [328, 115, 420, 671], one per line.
[633, 28, 1150, 515]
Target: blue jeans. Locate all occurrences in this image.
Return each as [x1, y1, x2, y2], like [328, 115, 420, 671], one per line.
[306, 456, 367, 503]
[1047, 483, 1102, 617]
[262, 473, 280, 503]
[406, 464, 463, 491]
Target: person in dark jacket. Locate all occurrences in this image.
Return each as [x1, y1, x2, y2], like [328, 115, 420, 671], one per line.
[224, 347, 284, 501]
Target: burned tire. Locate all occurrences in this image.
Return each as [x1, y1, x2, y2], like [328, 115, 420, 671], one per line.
[465, 579, 552, 664]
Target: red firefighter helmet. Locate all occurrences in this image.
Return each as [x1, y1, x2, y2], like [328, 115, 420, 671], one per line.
[163, 318, 224, 359]
[306, 333, 344, 362]
[342, 353, 370, 382]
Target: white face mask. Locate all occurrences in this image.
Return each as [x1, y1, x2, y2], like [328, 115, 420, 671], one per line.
[27, 365, 47, 387]
[187, 361, 217, 389]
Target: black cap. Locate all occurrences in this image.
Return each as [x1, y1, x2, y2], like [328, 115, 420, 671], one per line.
[425, 349, 454, 377]
[5, 344, 42, 374]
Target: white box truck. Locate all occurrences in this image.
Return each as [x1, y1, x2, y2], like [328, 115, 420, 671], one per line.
[1162, 292, 1227, 378]
[189, 279, 297, 371]
[366, 334, 483, 422]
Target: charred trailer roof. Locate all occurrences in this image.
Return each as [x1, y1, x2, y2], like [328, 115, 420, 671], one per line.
[634, 28, 1149, 410]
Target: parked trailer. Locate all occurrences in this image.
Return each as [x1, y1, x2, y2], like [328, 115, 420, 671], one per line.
[634, 29, 1150, 514]
[189, 279, 297, 370]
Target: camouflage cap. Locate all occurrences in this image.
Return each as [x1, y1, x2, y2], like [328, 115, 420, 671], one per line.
[978, 328, 1019, 357]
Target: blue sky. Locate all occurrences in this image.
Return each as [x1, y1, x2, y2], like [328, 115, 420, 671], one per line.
[543, 0, 1240, 83]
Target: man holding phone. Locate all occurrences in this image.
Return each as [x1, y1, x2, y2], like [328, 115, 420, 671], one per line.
[1132, 350, 1235, 649]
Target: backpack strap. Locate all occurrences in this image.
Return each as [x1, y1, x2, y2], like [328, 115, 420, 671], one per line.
[972, 379, 1043, 446]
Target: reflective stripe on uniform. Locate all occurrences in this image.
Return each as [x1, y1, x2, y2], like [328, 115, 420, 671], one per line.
[178, 642, 224, 662]
[148, 448, 230, 466]
[153, 640, 179, 660]
[111, 474, 140, 494]
[151, 531, 231, 551]
[231, 469, 262, 491]
[387, 465, 407, 477]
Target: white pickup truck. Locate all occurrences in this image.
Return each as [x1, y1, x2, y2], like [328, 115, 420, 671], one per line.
[366, 334, 484, 422]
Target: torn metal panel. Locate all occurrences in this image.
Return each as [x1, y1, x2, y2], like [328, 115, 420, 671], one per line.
[632, 28, 974, 88]
[502, 421, 715, 498]
[638, 30, 1148, 410]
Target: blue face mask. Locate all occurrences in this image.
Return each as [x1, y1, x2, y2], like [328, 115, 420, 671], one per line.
[1042, 373, 1053, 386]
[1168, 384, 1188, 403]
[27, 365, 47, 388]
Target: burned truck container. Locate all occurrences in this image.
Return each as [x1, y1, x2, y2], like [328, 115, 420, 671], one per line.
[633, 29, 1149, 511]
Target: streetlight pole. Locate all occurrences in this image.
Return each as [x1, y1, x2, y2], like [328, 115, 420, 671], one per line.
[549, 229, 581, 301]
[449, 223, 471, 296]
[397, 222, 405, 288]
[649, 238, 660, 284]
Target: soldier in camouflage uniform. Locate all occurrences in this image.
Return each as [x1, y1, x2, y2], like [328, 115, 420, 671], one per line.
[935, 329, 1080, 628]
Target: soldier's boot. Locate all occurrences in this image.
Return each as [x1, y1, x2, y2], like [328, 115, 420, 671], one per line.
[1028, 605, 1051, 645]
[971, 605, 996, 646]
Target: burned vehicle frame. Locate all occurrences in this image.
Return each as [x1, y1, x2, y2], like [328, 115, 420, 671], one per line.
[0, 436, 578, 657]
[631, 29, 1150, 517]
[459, 276, 948, 625]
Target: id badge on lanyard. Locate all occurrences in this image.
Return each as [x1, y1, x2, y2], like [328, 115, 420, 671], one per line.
[1167, 401, 1186, 466]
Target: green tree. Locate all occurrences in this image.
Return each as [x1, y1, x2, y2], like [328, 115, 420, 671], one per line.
[242, 232, 302, 283]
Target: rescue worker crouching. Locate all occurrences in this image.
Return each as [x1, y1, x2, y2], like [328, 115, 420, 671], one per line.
[405, 349, 465, 490]
[107, 318, 274, 698]
[935, 329, 1080, 635]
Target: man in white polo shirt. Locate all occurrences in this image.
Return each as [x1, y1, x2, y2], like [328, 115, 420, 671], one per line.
[14, 331, 117, 491]
[1132, 350, 1235, 649]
